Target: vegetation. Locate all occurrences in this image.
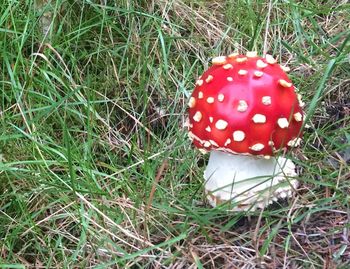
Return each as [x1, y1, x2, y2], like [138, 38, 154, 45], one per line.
[1, 0, 349, 268]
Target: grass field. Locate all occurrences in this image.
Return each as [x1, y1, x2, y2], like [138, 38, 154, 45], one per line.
[1, 0, 350, 268]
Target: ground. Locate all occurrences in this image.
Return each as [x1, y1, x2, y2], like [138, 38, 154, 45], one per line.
[0, 0, 349, 268]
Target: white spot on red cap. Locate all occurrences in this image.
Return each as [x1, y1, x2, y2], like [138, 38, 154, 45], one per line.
[237, 100, 248, 112]
[188, 131, 194, 141]
[256, 59, 268, 68]
[281, 65, 290, 72]
[189, 131, 204, 144]
[236, 57, 247, 63]
[250, 143, 265, 151]
[298, 94, 305, 107]
[204, 141, 211, 147]
[238, 69, 248, 75]
[262, 96, 271, 105]
[205, 75, 213, 83]
[209, 117, 213, 123]
[277, 118, 289, 128]
[294, 112, 303, 122]
[212, 56, 227, 65]
[268, 141, 274, 146]
[265, 54, 277, 64]
[218, 94, 224, 102]
[254, 71, 263, 77]
[205, 126, 211, 132]
[278, 79, 292, 88]
[228, 52, 239, 58]
[287, 137, 302, 147]
[227, 76, 233, 82]
[209, 140, 219, 147]
[252, 114, 266, 123]
[188, 97, 196, 108]
[198, 91, 203, 99]
[206, 97, 214, 104]
[223, 63, 233, 70]
[183, 118, 190, 128]
[215, 119, 228, 130]
[196, 79, 203, 86]
[246, 51, 257, 57]
[233, 131, 245, 142]
[193, 111, 202, 122]
[224, 138, 231, 146]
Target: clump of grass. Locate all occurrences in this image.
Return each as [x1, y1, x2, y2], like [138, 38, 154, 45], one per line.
[1, 0, 349, 268]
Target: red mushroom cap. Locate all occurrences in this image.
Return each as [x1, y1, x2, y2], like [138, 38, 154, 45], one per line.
[188, 53, 304, 157]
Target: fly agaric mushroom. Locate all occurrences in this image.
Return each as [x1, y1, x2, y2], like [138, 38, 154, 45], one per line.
[188, 52, 304, 210]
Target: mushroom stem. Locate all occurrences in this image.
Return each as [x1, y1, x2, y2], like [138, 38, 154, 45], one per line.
[204, 151, 298, 210]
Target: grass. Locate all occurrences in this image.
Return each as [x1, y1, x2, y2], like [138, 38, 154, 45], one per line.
[0, 0, 349, 268]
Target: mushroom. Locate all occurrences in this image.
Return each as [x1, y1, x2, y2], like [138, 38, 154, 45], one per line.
[188, 52, 304, 210]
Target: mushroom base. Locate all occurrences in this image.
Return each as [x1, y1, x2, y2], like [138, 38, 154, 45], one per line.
[204, 151, 298, 210]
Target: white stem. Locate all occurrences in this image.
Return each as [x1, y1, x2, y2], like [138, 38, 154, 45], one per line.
[204, 151, 298, 210]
